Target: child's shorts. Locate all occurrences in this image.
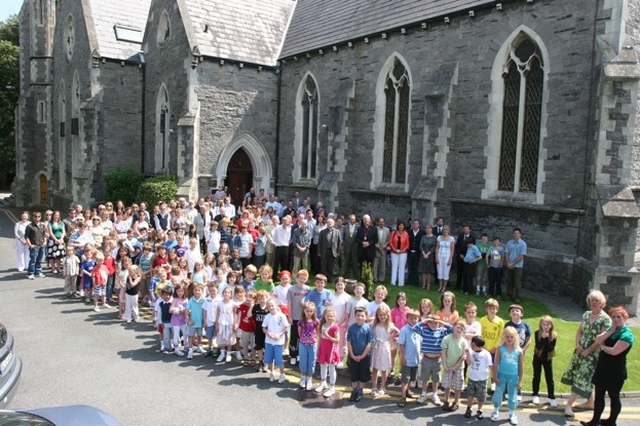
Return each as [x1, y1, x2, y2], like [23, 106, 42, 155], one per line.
[82, 278, 93, 290]
[442, 368, 464, 390]
[420, 356, 442, 383]
[467, 378, 488, 402]
[93, 285, 106, 297]
[348, 355, 371, 383]
[264, 343, 284, 367]
[476, 266, 488, 282]
[186, 326, 203, 337]
[205, 325, 216, 340]
[254, 330, 266, 351]
[401, 365, 418, 384]
[240, 330, 255, 350]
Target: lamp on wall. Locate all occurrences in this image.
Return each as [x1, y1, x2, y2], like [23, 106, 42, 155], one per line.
[444, 17, 450, 24]
[496, 3, 503, 10]
[469, 10, 474, 18]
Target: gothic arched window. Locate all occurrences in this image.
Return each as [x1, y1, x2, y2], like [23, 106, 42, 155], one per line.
[498, 37, 544, 193]
[382, 58, 410, 184]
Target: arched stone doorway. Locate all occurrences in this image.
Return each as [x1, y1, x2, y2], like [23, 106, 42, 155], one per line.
[215, 133, 273, 201]
[226, 148, 253, 205]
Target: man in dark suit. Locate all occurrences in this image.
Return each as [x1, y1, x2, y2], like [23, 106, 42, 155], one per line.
[342, 213, 359, 278]
[356, 214, 378, 276]
[407, 220, 425, 286]
[434, 217, 445, 237]
[455, 224, 474, 292]
[318, 217, 341, 280]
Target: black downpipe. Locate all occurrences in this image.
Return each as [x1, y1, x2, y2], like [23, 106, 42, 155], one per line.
[274, 61, 283, 191]
[140, 60, 146, 174]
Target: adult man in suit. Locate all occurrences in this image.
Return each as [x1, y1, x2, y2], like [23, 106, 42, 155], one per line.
[407, 219, 425, 286]
[356, 214, 378, 275]
[455, 224, 474, 292]
[342, 213, 359, 278]
[434, 217, 445, 237]
[318, 217, 341, 280]
[373, 217, 390, 283]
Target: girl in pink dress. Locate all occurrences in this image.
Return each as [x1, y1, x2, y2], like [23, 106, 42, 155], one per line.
[390, 292, 410, 384]
[314, 306, 340, 397]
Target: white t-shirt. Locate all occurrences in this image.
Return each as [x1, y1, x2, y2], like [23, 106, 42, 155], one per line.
[467, 348, 493, 381]
[204, 295, 222, 327]
[262, 312, 290, 346]
[348, 297, 369, 326]
[464, 320, 482, 342]
[366, 301, 390, 321]
[328, 291, 352, 324]
[273, 284, 291, 307]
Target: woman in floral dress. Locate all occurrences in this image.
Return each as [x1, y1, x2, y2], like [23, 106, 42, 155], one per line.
[561, 290, 611, 417]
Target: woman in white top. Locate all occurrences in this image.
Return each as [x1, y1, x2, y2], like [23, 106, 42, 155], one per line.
[14, 211, 31, 272]
[435, 225, 456, 292]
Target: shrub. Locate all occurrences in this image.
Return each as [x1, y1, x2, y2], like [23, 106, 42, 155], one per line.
[103, 167, 143, 206]
[136, 175, 178, 207]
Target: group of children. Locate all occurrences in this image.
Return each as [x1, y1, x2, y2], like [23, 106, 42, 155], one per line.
[59, 239, 557, 423]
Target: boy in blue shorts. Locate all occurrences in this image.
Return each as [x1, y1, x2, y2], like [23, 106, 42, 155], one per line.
[347, 307, 374, 402]
[415, 315, 453, 406]
[185, 283, 206, 359]
[397, 309, 422, 407]
[262, 298, 290, 383]
[203, 282, 220, 357]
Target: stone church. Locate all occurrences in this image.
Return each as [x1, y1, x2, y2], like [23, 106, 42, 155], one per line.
[14, 0, 640, 314]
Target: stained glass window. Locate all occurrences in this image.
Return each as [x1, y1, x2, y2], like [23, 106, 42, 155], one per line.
[382, 59, 410, 184]
[498, 37, 544, 193]
[300, 76, 318, 179]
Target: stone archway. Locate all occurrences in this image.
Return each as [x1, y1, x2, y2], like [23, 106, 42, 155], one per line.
[216, 133, 272, 197]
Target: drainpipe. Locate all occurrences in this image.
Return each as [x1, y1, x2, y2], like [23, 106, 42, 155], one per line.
[274, 60, 283, 193]
[140, 54, 146, 174]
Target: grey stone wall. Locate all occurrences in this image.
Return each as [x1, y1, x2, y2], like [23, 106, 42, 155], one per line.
[143, 0, 191, 177]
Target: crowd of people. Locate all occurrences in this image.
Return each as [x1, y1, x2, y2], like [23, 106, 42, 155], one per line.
[11, 190, 634, 423]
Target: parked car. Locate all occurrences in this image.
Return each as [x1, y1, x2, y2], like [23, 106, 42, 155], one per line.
[0, 322, 22, 408]
[0, 405, 121, 425]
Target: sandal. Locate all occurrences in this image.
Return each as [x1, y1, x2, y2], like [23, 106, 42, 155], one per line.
[397, 397, 407, 408]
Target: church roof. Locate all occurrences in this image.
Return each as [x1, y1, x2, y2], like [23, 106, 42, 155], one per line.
[182, 0, 296, 67]
[281, 0, 494, 58]
[87, 0, 151, 61]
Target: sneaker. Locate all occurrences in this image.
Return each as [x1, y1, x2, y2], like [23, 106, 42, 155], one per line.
[93, 306, 100, 312]
[517, 394, 522, 402]
[476, 410, 484, 420]
[394, 377, 402, 386]
[299, 377, 307, 389]
[37, 273, 45, 278]
[216, 352, 225, 362]
[269, 372, 275, 382]
[432, 393, 442, 407]
[278, 373, 285, 384]
[549, 399, 558, 407]
[290, 357, 297, 366]
[85, 297, 91, 303]
[378, 388, 386, 396]
[79, 290, 85, 297]
[465, 407, 473, 418]
[564, 407, 574, 417]
[102, 303, 111, 308]
[187, 348, 194, 359]
[476, 290, 480, 296]
[203, 350, 213, 357]
[348, 390, 357, 402]
[316, 382, 328, 393]
[491, 411, 499, 422]
[27, 275, 35, 280]
[355, 389, 363, 402]
[197, 345, 205, 353]
[306, 380, 314, 392]
[225, 353, 232, 363]
[370, 388, 379, 396]
[532, 395, 540, 404]
[236, 350, 243, 360]
[126, 319, 132, 323]
[323, 386, 335, 398]
[509, 413, 518, 425]
[409, 380, 416, 388]
[175, 348, 184, 357]
[417, 392, 428, 404]
[336, 362, 344, 369]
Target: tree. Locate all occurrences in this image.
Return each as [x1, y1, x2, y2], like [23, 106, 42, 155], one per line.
[0, 15, 19, 189]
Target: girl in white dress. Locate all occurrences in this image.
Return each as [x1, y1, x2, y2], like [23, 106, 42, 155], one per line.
[370, 305, 399, 397]
[215, 287, 236, 363]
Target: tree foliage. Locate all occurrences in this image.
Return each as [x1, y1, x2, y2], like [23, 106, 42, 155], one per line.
[103, 166, 144, 206]
[0, 15, 19, 189]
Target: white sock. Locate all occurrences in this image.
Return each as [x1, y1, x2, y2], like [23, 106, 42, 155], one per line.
[329, 365, 336, 384]
[320, 364, 328, 382]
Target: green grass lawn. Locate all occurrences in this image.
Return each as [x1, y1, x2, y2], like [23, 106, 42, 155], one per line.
[366, 284, 640, 394]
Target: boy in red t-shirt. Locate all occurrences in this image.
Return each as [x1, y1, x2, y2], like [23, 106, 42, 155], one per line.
[236, 290, 257, 364]
[91, 251, 110, 312]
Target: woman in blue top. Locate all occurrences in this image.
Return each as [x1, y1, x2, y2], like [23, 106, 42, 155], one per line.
[580, 306, 634, 426]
